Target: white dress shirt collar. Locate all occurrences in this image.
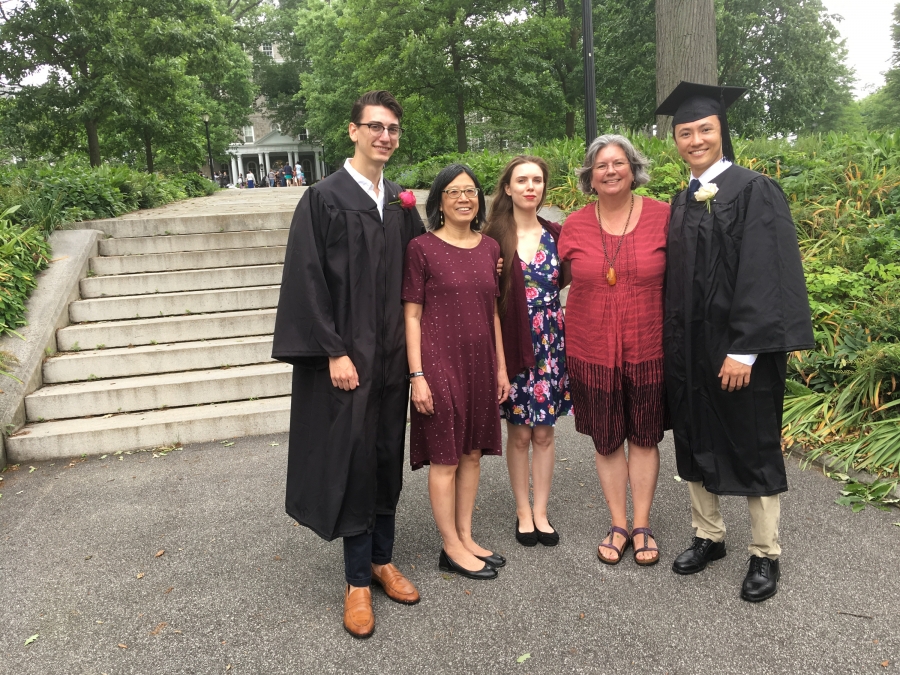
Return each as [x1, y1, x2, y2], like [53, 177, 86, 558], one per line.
[692, 157, 732, 184]
[344, 158, 385, 219]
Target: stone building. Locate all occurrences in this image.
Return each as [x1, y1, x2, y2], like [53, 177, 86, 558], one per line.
[227, 43, 326, 184]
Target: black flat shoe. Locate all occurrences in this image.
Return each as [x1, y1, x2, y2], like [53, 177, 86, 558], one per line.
[476, 552, 506, 568]
[535, 522, 559, 547]
[515, 518, 538, 547]
[672, 536, 726, 575]
[438, 549, 498, 580]
[741, 556, 780, 602]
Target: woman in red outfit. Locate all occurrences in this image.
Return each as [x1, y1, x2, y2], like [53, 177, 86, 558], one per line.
[403, 164, 511, 580]
[558, 135, 670, 567]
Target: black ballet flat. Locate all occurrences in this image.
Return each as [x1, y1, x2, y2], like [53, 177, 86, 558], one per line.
[515, 518, 538, 547]
[438, 549, 498, 580]
[476, 551, 506, 568]
[536, 523, 559, 547]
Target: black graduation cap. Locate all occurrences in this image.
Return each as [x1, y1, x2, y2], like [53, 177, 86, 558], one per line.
[655, 81, 747, 162]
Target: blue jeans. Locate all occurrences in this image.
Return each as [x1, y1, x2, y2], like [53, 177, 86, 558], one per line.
[342, 514, 395, 587]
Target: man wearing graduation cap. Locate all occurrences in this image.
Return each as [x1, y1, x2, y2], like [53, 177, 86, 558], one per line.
[656, 82, 814, 602]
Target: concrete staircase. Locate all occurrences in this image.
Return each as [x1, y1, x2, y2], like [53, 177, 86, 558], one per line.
[6, 191, 305, 460]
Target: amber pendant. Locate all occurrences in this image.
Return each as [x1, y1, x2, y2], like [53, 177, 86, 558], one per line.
[606, 267, 617, 286]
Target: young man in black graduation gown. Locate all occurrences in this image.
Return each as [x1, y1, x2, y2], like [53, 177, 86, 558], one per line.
[272, 90, 424, 637]
[656, 82, 814, 602]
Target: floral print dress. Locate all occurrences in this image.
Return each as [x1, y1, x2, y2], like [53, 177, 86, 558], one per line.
[500, 229, 573, 426]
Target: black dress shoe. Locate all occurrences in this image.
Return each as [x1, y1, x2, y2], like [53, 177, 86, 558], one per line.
[672, 536, 726, 575]
[475, 552, 506, 568]
[515, 518, 538, 547]
[741, 556, 780, 602]
[536, 523, 559, 547]
[438, 549, 498, 580]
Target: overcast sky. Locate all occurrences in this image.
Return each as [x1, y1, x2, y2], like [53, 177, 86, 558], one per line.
[822, 0, 895, 97]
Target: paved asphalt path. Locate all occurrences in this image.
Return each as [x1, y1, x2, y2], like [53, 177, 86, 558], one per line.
[1, 419, 898, 675]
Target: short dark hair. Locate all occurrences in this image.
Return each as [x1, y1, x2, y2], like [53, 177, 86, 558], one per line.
[425, 164, 486, 232]
[350, 90, 403, 125]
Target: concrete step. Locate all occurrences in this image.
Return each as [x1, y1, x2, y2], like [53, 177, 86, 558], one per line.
[26, 362, 292, 421]
[99, 229, 289, 257]
[6, 396, 292, 462]
[44, 335, 275, 383]
[57, 309, 277, 350]
[90, 245, 287, 275]
[80, 264, 284, 298]
[69, 285, 280, 323]
[87, 211, 295, 239]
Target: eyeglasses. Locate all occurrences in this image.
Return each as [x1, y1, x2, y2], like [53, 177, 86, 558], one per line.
[442, 187, 480, 199]
[594, 160, 629, 172]
[357, 122, 403, 138]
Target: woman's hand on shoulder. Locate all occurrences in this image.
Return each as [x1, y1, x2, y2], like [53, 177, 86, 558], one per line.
[410, 377, 435, 415]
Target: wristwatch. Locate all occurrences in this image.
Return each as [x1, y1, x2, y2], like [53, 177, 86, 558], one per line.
[407, 371, 424, 381]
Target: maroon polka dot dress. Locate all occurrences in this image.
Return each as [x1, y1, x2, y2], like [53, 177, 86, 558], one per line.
[401, 232, 503, 470]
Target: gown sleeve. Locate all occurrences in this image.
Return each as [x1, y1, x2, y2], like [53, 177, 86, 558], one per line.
[272, 187, 348, 365]
[726, 177, 815, 354]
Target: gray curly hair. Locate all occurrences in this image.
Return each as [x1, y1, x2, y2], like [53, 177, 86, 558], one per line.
[576, 134, 651, 194]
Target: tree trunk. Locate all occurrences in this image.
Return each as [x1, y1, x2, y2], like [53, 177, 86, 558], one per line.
[451, 44, 467, 153]
[655, 0, 718, 137]
[85, 118, 101, 167]
[565, 111, 576, 139]
[143, 130, 154, 173]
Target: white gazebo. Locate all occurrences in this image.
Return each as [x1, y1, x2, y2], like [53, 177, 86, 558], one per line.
[228, 127, 326, 184]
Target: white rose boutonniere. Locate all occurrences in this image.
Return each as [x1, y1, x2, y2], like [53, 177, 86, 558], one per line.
[694, 183, 718, 212]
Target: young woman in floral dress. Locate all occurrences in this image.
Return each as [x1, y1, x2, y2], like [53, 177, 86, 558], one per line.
[485, 156, 572, 548]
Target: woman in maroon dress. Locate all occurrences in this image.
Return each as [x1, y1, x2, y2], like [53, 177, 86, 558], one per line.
[558, 135, 670, 567]
[402, 164, 511, 580]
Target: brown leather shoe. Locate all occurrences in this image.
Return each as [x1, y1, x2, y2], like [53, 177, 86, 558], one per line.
[343, 585, 374, 639]
[371, 563, 420, 605]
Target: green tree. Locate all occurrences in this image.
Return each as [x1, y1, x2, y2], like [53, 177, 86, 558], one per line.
[596, 0, 657, 131]
[524, 0, 583, 139]
[860, 3, 900, 131]
[0, 0, 254, 168]
[717, 0, 855, 136]
[294, 0, 460, 163]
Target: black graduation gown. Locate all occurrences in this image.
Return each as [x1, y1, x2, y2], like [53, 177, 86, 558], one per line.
[664, 164, 814, 496]
[272, 168, 424, 540]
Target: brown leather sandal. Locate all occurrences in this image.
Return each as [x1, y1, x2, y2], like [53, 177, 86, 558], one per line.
[597, 526, 631, 565]
[631, 527, 660, 566]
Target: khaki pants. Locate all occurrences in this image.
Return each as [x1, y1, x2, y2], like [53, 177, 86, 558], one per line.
[687, 481, 781, 559]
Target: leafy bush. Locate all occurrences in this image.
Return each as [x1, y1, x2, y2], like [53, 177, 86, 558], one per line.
[390, 132, 900, 477]
[0, 158, 217, 235]
[0, 159, 217, 338]
[0, 205, 51, 338]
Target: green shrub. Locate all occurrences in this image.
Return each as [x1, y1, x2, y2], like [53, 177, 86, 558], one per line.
[0, 159, 216, 338]
[0, 206, 51, 338]
[0, 158, 217, 234]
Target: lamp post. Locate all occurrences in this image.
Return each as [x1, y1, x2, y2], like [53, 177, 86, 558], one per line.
[202, 113, 214, 181]
[582, 0, 598, 147]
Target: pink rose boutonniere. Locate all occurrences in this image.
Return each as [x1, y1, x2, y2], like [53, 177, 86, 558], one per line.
[390, 190, 417, 209]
